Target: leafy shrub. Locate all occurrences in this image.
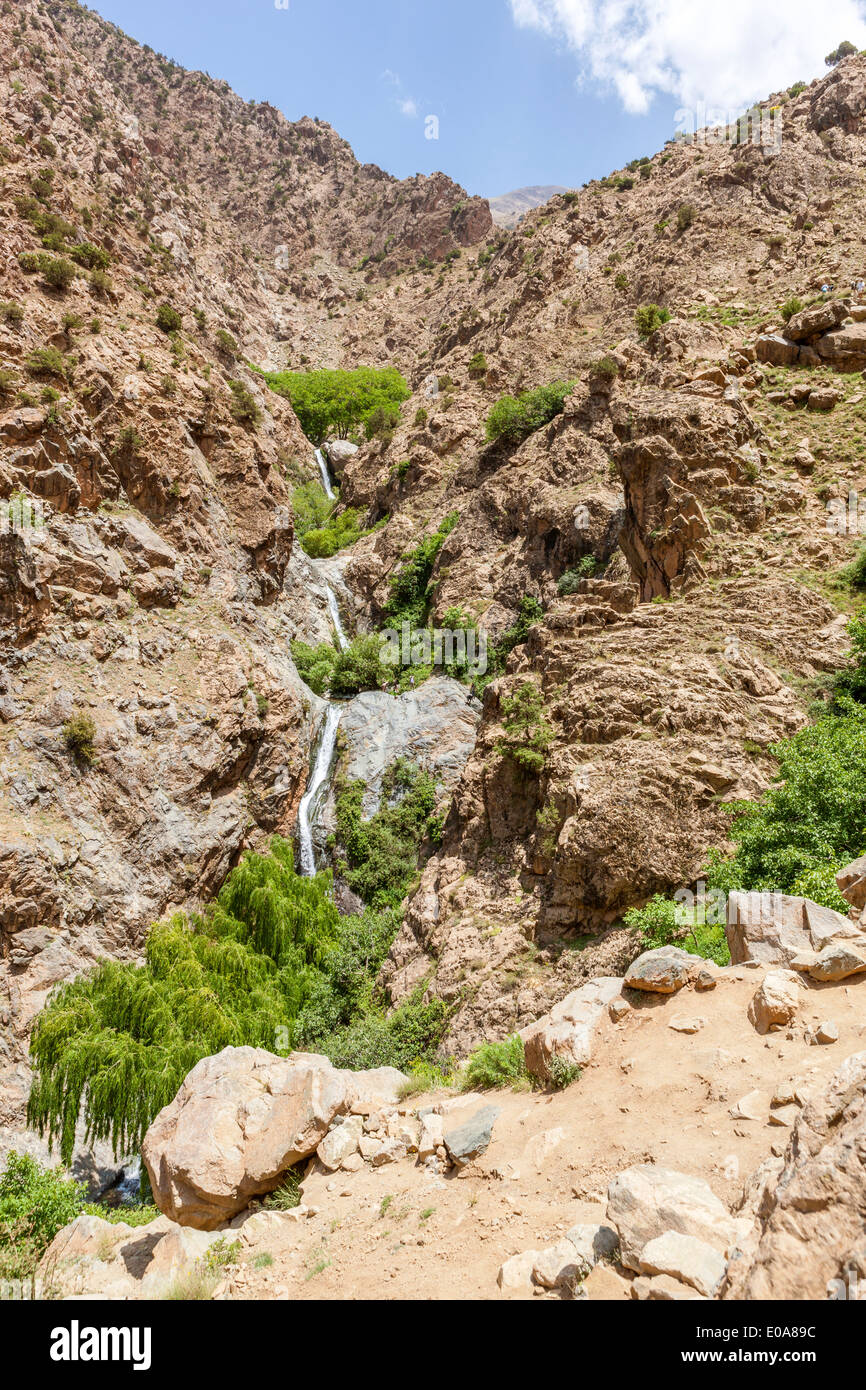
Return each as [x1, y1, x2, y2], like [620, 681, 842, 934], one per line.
[622, 894, 730, 965]
[26, 345, 71, 378]
[300, 505, 369, 558]
[292, 632, 388, 698]
[705, 699, 866, 906]
[413, 407, 428, 426]
[215, 328, 238, 357]
[475, 595, 544, 695]
[634, 304, 671, 337]
[155, 302, 182, 333]
[227, 379, 261, 426]
[364, 403, 400, 441]
[548, 1056, 582, 1090]
[557, 556, 603, 594]
[69, 242, 109, 270]
[495, 682, 553, 773]
[468, 351, 488, 377]
[676, 202, 696, 232]
[589, 354, 619, 380]
[0, 1153, 85, 1281]
[780, 296, 804, 323]
[485, 380, 574, 445]
[292, 480, 334, 540]
[61, 711, 96, 765]
[383, 512, 458, 627]
[0, 300, 24, 323]
[461, 1035, 530, 1091]
[41, 256, 75, 290]
[333, 758, 437, 907]
[264, 366, 410, 443]
[613, 271, 629, 291]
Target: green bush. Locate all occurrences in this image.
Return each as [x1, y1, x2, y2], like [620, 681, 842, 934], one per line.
[0, 1153, 85, 1281]
[215, 328, 238, 357]
[589, 354, 619, 380]
[61, 711, 96, 765]
[292, 632, 389, 698]
[27, 345, 71, 379]
[383, 512, 458, 627]
[705, 699, 866, 906]
[634, 304, 671, 337]
[495, 681, 553, 774]
[474, 595, 544, 695]
[485, 380, 574, 445]
[264, 366, 410, 443]
[333, 758, 437, 907]
[461, 1035, 530, 1091]
[155, 302, 182, 333]
[227, 379, 261, 427]
[622, 894, 731, 965]
[300, 505, 369, 558]
[780, 296, 804, 323]
[468, 351, 488, 377]
[558, 556, 603, 594]
[676, 202, 696, 232]
[41, 256, 75, 290]
[292, 480, 334, 540]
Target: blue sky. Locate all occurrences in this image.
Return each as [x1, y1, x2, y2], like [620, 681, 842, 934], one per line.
[88, 0, 866, 197]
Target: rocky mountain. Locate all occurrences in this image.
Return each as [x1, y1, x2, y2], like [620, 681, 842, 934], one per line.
[488, 184, 569, 227]
[2, 0, 866, 1302]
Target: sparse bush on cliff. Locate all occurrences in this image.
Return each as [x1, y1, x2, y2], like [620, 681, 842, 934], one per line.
[332, 758, 437, 907]
[495, 681, 553, 774]
[227, 379, 261, 426]
[634, 304, 671, 337]
[484, 380, 574, 445]
[155, 302, 182, 333]
[61, 711, 96, 765]
[383, 512, 458, 627]
[676, 202, 696, 232]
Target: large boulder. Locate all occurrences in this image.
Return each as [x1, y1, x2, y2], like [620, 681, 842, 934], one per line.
[322, 439, 359, 480]
[836, 855, 866, 914]
[522, 976, 623, 1080]
[607, 1163, 745, 1271]
[725, 1052, 866, 1300]
[816, 323, 866, 372]
[726, 891, 863, 966]
[624, 946, 699, 994]
[784, 301, 847, 342]
[142, 1048, 350, 1229]
[443, 1105, 500, 1168]
[754, 334, 799, 366]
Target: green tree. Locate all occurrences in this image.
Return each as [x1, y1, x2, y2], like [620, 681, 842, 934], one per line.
[496, 682, 553, 773]
[264, 367, 410, 442]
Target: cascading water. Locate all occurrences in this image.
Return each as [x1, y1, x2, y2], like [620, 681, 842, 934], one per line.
[298, 702, 342, 876]
[315, 447, 336, 501]
[326, 583, 349, 651]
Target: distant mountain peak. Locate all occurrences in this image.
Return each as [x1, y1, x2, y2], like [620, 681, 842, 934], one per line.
[487, 185, 569, 227]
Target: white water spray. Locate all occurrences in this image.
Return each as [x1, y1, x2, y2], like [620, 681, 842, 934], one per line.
[315, 447, 336, 501]
[298, 703, 342, 876]
[326, 584, 349, 650]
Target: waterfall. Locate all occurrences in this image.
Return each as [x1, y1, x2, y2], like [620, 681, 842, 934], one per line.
[315, 446, 336, 501]
[298, 702, 342, 876]
[326, 583, 349, 650]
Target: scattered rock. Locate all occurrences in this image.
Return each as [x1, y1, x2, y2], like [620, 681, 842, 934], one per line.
[607, 1163, 743, 1271]
[443, 1105, 500, 1168]
[747, 970, 800, 1034]
[639, 1229, 728, 1298]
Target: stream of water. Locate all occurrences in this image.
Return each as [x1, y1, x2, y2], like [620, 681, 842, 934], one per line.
[297, 694, 342, 877]
[315, 446, 336, 501]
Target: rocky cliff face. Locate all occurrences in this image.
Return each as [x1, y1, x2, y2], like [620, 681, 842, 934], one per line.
[4, 0, 866, 1148]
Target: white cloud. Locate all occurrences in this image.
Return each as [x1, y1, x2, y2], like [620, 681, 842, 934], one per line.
[509, 0, 866, 115]
[399, 97, 419, 118]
